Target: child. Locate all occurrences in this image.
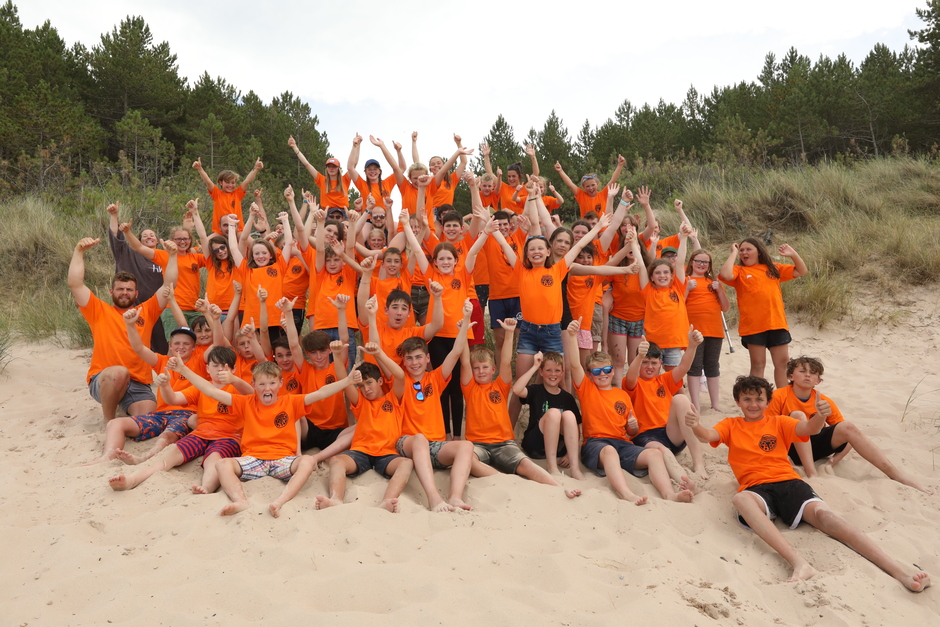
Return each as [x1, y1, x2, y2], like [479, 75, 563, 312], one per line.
[481, 141, 540, 215]
[358, 286, 444, 370]
[684, 248, 730, 412]
[309, 208, 359, 366]
[513, 351, 583, 479]
[719, 238, 807, 388]
[289, 135, 350, 212]
[168, 358, 357, 517]
[463, 319, 581, 497]
[396, 301, 477, 512]
[315, 344, 415, 513]
[108, 346, 250, 494]
[686, 376, 931, 590]
[193, 156, 263, 234]
[564, 318, 695, 504]
[623, 331, 708, 481]
[768, 357, 932, 493]
[554, 155, 625, 217]
[348, 134, 397, 207]
[191, 201, 237, 313]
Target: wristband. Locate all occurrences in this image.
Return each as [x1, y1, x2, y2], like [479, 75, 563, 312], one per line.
[619, 199, 629, 206]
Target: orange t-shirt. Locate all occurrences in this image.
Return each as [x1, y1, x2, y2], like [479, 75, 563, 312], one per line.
[516, 258, 568, 325]
[642, 275, 689, 349]
[483, 233, 522, 300]
[712, 413, 809, 491]
[153, 249, 205, 310]
[400, 368, 449, 441]
[363, 323, 426, 368]
[297, 362, 348, 429]
[397, 180, 422, 215]
[153, 353, 202, 411]
[609, 272, 644, 322]
[429, 172, 459, 208]
[574, 377, 634, 444]
[180, 384, 241, 441]
[79, 294, 163, 384]
[209, 187, 245, 234]
[368, 270, 414, 329]
[685, 277, 724, 338]
[278, 365, 303, 397]
[462, 378, 514, 443]
[238, 249, 287, 327]
[498, 182, 524, 214]
[350, 391, 403, 457]
[624, 373, 683, 433]
[425, 233, 478, 300]
[720, 263, 796, 337]
[204, 258, 236, 310]
[230, 393, 310, 460]
[575, 188, 608, 217]
[639, 233, 680, 259]
[354, 175, 397, 207]
[310, 264, 358, 329]
[425, 267, 474, 339]
[281, 255, 309, 309]
[234, 354, 260, 384]
[567, 268, 604, 329]
[478, 190, 499, 209]
[315, 172, 351, 209]
[766, 387, 844, 426]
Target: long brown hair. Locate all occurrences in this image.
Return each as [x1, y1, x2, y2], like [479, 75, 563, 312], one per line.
[738, 237, 780, 279]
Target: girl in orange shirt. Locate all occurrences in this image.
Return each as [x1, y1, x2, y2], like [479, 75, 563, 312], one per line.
[719, 237, 807, 388]
[288, 135, 350, 211]
[481, 141, 540, 214]
[684, 249, 731, 412]
[554, 155, 625, 217]
[608, 224, 653, 384]
[348, 134, 396, 207]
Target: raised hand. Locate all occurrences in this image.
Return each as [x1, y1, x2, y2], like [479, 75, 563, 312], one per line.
[106, 203, 119, 216]
[636, 185, 651, 206]
[122, 308, 141, 324]
[257, 286, 268, 302]
[497, 317, 517, 332]
[76, 237, 100, 252]
[566, 317, 582, 336]
[328, 294, 350, 309]
[480, 141, 490, 157]
[637, 336, 650, 357]
[778, 244, 797, 257]
[687, 325, 703, 346]
[427, 281, 444, 297]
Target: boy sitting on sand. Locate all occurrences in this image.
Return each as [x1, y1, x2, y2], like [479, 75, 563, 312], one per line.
[462, 318, 581, 498]
[686, 375, 931, 590]
[768, 356, 932, 493]
[167, 358, 357, 517]
[564, 318, 695, 505]
[315, 343, 414, 513]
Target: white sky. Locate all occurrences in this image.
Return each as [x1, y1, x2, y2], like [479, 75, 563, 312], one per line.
[17, 1, 926, 166]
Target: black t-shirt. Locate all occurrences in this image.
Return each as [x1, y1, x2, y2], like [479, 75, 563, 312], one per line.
[520, 384, 581, 440]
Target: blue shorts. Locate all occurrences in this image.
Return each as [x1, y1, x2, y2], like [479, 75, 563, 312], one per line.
[236, 456, 298, 481]
[488, 297, 521, 329]
[516, 319, 563, 355]
[581, 437, 648, 478]
[175, 434, 241, 465]
[609, 314, 644, 338]
[321, 327, 357, 366]
[342, 450, 402, 479]
[633, 427, 686, 455]
[659, 347, 683, 367]
[130, 410, 193, 442]
[89, 374, 156, 414]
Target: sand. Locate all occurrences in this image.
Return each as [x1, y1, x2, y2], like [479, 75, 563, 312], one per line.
[1, 290, 939, 626]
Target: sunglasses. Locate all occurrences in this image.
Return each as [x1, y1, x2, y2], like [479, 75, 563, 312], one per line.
[526, 235, 547, 242]
[412, 381, 425, 401]
[588, 366, 613, 376]
[581, 174, 598, 182]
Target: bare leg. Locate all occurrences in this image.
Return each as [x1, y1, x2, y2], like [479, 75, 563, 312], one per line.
[560, 411, 584, 479]
[402, 435, 452, 512]
[95, 365, 132, 423]
[269, 455, 317, 517]
[801, 501, 931, 592]
[609, 334, 627, 388]
[307, 425, 356, 467]
[831, 422, 933, 494]
[511, 353, 535, 426]
[688, 373, 702, 413]
[116, 431, 179, 465]
[516, 458, 581, 498]
[196, 452, 224, 494]
[315, 454, 356, 510]
[788, 411, 818, 478]
[746, 344, 767, 380]
[599, 445, 647, 505]
[83, 417, 140, 465]
[768, 344, 790, 390]
[636, 447, 694, 502]
[438, 440, 474, 510]
[706, 377, 723, 412]
[626, 335, 643, 365]
[664, 394, 707, 480]
[469, 455, 499, 477]
[493, 327, 506, 359]
[601, 290, 613, 354]
[218, 458, 249, 516]
[732, 490, 817, 582]
[109, 444, 186, 491]
[379, 457, 414, 512]
[540, 409, 563, 475]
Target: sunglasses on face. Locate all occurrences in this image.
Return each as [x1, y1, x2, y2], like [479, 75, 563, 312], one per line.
[589, 366, 613, 376]
[412, 381, 425, 401]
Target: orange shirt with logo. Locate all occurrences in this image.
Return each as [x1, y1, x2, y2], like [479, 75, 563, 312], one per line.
[462, 378, 514, 443]
[720, 263, 796, 337]
[209, 187, 245, 234]
[516, 258, 568, 325]
[297, 362, 348, 429]
[153, 353, 202, 411]
[685, 277, 724, 338]
[315, 172, 351, 209]
[230, 393, 309, 460]
[238, 250, 287, 327]
[609, 272, 644, 322]
[310, 265, 358, 329]
[354, 175, 397, 207]
[624, 373, 683, 433]
[400, 368, 449, 441]
[574, 377, 634, 444]
[642, 275, 689, 349]
[575, 188, 608, 217]
[712, 413, 809, 491]
[350, 391, 404, 457]
[180, 384, 241, 441]
[766, 386, 844, 426]
[80, 294, 163, 384]
[153, 249, 205, 310]
[483, 231, 523, 300]
[425, 267, 474, 339]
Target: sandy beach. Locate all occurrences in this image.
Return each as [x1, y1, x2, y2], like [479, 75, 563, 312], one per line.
[1, 289, 939, 626]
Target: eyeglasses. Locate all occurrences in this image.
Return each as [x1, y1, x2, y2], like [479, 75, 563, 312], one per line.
[692, 259, 710, 265]
[212, 244, 228, 251]
[588, 366, 613, 376]
[173, 237, 191, 243]
[412, 382, 425, 401]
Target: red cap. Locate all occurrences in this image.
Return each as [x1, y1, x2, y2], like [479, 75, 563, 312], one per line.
[325, 158, 340, 167]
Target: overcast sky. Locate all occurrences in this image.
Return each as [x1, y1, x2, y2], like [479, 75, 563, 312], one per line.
[17, 1, 927, 166]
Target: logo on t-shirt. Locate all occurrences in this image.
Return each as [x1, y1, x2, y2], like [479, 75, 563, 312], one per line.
[759, 434, 778, 452]
[191, 263, 198, 273]
[217, 402, 229, 414]
[450, 279, 461, 290]
[510, 242, 518, 252]
[266, 267, 278, 278]
[423, 383, 434, 398]
[291, 265, 302, 275]
[594, 203, 602, 213]
[325, 374, 336, 384]
[540, 275, 554, 287]
[381, 400, 393, 412]
[136, 316, 146, 327]
[614, 401, 627, 416]
[488, 390, 503, 404]
[286, 379, 299, 392]
[336, 276, 345, 287]
[669, 291, 679, 303]
[396, 343, 405, 357]
[656, 385, 666, 398]
[274, 412, 289, 428]
[585, 277, 594, 288]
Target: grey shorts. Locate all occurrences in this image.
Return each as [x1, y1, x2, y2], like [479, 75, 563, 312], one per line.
[396, 435, 451, 470]
[88, 373, 156, 414]
[473, 441, 528, 474]
[591, 303, 604, 342]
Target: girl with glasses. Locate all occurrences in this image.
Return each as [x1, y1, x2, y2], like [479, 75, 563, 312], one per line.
[684, 249, 731, 412]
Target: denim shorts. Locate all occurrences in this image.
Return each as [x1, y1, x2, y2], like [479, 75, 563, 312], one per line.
[516, 319, 563, 355]
[660, 347, 682, 367]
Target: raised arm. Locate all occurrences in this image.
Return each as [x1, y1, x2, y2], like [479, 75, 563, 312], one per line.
[167, 357, 233, 405]
[563, 318, 585, 385]
[347, 133, 363, 184]
[288, 135, 320, 180]
[511, 352, 543, 399]
[163, 283, 187, 327]
[496, 318, 516, 384]
[606, 154, 626, 187]
[676, 222, 692, 283]
[433, 145, 473, 186]
[636, 185, 657, 242]
[106, 202, 120, 237]
[684, 406, 721, 444]
[599, 185, 633, 252]
[672, 326, 703, 383]
[778, 244, 808, 278]
[402, 207, 429, 275]
[565, 213, 612, 266]
[123, 308, 159, 367]
[634, 233, 650, 290]
[796, 396, 831, 437]
[192, 157, 216, 191]
[370, 135, 404, 185]
[452, 134, 469, 179]
[554, 161, 579, 195]
[68, 238, 98, 307]
[304, 369, 359, 405]
[623, 337, 649, 391]
[257, 287, 272, 358]
[221, 283, 242, 343]
[227, 215, 246, 267]
[525, 144, 540, 177]
[120, 220, 157, 261]
[313, 208, 328, 272]
[239, 158, 263, 191]
[424, 280, 445, 339]
[480, 141, 494, 177]
[411, 131, 421, 165]
[441, 300, 474, 381]
[718, 243, 739, 282]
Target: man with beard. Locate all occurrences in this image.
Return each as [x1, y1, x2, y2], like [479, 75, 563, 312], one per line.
[69, 237, 178, 423]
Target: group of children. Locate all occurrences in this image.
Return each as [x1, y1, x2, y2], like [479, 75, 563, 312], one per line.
[70, 133, 933, 593]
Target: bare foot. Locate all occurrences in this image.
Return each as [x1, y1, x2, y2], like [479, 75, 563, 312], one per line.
[631, 495, 649, 506]
[565, 489, 582, 499]
[192, 485, 208, 495]
[896, 473, 934, 495]
[693, 465, 708, 482]
[269, 503, 282, 518]
[788, 562, 818, 582]
[379, 498, 399, 513]
[448, 497, 472, 511]
[673, 489, 694, 503]
[710, 405, 724, 412]
[220, 501, 249, 516]
[314, 495, 342, 510]
[680, 474, 699, 495]
[430, 501, 455, 513]
[902, 571, 931, 592]
[564, 456, 584, 480]
[114, 449, 143, 465]
[108, 474, 139, 491]
[80, 451, 117, 467]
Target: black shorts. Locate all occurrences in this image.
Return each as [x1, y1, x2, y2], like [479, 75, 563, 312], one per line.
[632, 427, 686, 455]
[741, 328, 791, 349]
[520, 425, 567, 459]
[342, 450, 402, 479]
[787, 424, 846, 464]
[300, 420, 344, 452]
[738, 479, 822, 529]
